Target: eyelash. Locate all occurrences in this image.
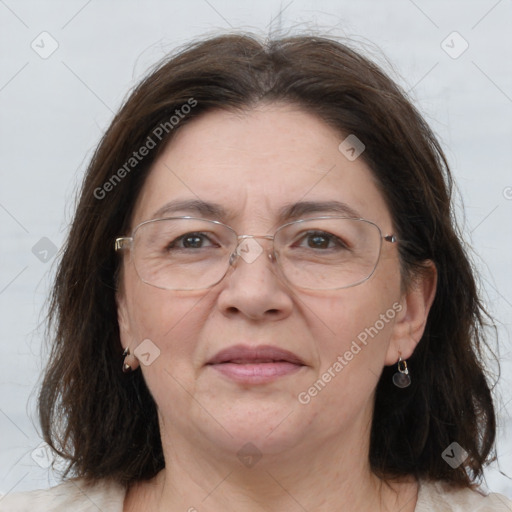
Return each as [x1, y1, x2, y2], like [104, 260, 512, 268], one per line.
[165, 231, 349, 251]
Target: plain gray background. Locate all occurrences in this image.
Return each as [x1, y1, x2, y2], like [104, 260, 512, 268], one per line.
[1, 0, 511, 500]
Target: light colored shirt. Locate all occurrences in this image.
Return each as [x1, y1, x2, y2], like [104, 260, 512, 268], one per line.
[1, 478, 511, 511]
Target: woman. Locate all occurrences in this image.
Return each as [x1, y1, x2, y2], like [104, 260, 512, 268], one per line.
[1, 33, 511, 511]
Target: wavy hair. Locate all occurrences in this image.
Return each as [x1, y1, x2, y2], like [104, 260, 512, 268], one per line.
[39, 33, 497, 488]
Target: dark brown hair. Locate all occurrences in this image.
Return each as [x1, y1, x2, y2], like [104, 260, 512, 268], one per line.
[39, 33, 498, 488]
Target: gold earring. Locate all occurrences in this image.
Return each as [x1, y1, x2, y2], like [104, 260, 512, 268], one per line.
[122, 347, 137, 373]
[392, 354, 411, 388]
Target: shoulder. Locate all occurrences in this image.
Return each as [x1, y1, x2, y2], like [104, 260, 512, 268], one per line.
[416, 480, 512, 511]
[0, 478, 126, 512]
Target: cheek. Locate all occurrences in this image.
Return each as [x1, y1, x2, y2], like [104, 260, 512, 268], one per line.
[301, 276, 401, 394]
[122, 264, 209, 366]
[290, 292, 399, 436]
[307, 282, 398, 349]
[125, 286, 210, 412]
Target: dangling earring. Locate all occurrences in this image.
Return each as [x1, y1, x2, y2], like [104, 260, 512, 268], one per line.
[392, 354, 411, 388]
[122, 347, 138, 373]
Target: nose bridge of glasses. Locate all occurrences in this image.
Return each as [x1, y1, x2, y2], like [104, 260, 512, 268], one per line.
[236, 234, 274, 246]
[237, 234, 274, 240]
[230, 234, 276, 266]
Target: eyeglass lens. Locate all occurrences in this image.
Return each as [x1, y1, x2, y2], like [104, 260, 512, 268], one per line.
[130, 217, 383, 290]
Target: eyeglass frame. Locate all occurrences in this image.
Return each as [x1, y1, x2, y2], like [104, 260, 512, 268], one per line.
[114, 215, 397, 291]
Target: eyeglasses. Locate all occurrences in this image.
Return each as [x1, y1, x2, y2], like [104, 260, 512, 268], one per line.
[115, 216, 397, 291]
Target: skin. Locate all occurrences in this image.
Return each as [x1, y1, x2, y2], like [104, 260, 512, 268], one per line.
[117, 103, 437, 511]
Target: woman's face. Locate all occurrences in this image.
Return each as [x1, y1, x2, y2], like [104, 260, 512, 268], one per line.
[117, 104, 416, 462]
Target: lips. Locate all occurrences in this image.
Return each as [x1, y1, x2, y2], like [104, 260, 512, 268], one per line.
[207, 344, 305, 366]
[206, 345, 306, 383]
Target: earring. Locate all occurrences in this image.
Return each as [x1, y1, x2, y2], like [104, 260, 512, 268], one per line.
[392, 354, 411, 388]
[122, 347, 138, 373]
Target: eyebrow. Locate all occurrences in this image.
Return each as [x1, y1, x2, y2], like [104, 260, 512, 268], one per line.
[150, 199, 362, 224]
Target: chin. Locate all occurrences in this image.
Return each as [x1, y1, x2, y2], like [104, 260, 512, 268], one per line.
[198, 402, 306, 456]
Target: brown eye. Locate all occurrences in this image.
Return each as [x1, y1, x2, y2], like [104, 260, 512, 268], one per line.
[168, 232, 216, 250]
[298, 231, 348, 250]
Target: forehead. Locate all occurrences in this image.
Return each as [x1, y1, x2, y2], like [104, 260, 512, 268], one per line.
[132, 104, 392, 230]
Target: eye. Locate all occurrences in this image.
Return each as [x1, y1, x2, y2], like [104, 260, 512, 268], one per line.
[297, 231, 349, 250]
[168, 232, 217, 250]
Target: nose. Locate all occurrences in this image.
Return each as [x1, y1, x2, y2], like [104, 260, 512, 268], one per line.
[216, 236, 294, 321]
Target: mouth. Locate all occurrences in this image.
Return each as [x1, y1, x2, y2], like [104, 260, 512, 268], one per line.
[206, 345, 306, 384]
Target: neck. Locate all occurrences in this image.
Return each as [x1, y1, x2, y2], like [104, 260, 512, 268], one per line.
[125, 411, 418, 512]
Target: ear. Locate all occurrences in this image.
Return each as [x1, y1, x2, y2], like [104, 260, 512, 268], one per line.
[116, 291, 132, 347]
[117, 292, 137, 360]
[116, 291, 141, 371]
[385, 261, 437, 365]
